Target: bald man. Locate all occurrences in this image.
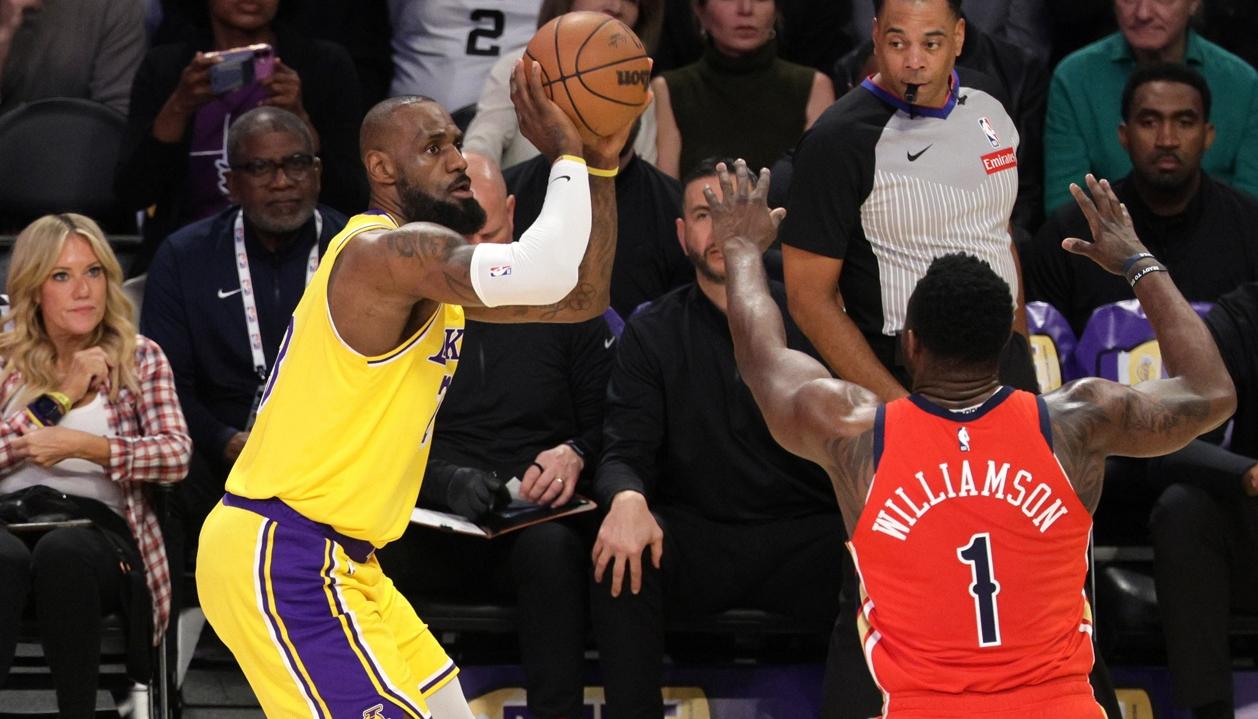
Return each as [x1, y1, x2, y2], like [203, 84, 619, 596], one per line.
[464, 152, 516, 245]
[196, 62, 636, 719]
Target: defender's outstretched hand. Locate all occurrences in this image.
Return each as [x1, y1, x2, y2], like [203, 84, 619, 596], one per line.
[1063, 174, 1153, 276]
[703, 159, 786, 255]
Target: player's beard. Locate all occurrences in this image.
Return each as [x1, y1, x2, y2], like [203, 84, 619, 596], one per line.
[396, 175, 487, 237]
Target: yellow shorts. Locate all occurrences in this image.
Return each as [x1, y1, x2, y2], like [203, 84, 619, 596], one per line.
[196, 497, 457, 718]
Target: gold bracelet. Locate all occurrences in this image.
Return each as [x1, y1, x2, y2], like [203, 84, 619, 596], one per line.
[557, 154, 586, 165]
[587, 165, 619, 178]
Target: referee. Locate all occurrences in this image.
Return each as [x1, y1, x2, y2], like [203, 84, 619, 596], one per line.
[781, 0, 1034, 402]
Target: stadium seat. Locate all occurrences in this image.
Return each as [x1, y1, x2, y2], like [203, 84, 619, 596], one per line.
[0, 98, 129, 233]
[1073, 299, 1214, 385]
[1026, 301, 1077, 392]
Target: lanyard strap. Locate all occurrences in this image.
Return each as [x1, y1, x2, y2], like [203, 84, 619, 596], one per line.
[233, 210, 321, 380]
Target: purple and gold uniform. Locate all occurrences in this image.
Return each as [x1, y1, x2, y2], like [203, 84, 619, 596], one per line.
[197, 211, 464, 718]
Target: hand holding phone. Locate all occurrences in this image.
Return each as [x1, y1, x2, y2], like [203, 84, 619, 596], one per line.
[206, 43, 275, 95]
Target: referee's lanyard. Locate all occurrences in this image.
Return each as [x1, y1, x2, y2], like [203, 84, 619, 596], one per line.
[234, 209, 321, 428]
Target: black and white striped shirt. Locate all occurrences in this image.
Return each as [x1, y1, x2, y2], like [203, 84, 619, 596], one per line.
[782, 69, 1019, 366]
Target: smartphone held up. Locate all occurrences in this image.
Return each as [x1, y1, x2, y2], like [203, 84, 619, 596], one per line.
[206, 43, 275, 95]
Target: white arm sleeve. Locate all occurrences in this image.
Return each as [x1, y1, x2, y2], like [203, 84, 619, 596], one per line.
[469, 158, 592, 307]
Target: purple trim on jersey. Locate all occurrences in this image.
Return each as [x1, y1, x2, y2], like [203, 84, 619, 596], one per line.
[872, 404, 886, 472]
[860, 70, 960, 119]
[255, 520, 328, 719]
[224, 493, 374, 562]
[263, 524, 426, 719]
[906, 385, 1014, 422]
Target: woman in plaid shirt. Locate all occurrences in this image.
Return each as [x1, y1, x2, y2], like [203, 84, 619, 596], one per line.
[0, 214, 191, 717]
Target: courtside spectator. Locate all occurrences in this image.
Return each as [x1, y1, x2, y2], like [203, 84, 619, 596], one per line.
[1029, 63, 1258, 337]
[0, 214, 190, 718]
[1043, 0, 1258, 213]
[590, 158, 848, 718]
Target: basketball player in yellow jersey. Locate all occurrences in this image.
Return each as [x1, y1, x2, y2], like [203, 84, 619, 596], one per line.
[196, 60, 638, 719]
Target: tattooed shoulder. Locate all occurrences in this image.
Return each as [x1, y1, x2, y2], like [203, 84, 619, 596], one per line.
[825, 429, 875, 518]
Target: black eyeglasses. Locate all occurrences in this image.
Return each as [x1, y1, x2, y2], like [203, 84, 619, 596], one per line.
[230, 153, 317, 182]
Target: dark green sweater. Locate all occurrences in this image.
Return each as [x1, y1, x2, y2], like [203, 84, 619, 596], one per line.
[663, 40, 815, 177]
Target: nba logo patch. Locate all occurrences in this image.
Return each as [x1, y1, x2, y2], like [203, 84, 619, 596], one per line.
[489, 264, 512, 278]
[978, 116, 1000, 148]
[958, 427, 971, 452]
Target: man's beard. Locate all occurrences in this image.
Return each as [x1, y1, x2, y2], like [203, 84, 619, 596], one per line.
[686, 247, 725, 284]
[397, 176, 487, 236]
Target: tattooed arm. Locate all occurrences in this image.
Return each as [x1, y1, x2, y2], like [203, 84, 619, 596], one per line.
[712, 161, 880, 522]
[348, 171, 617, 325]
[1045, 176, 1236, 509]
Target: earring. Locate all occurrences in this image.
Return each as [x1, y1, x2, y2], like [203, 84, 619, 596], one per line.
[768, 28, 776, 40]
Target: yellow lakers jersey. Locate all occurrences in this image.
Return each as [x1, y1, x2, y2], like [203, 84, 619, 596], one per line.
[225, 211, 465, 546]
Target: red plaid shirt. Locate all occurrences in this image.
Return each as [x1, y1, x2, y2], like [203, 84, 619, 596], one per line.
[0, 336, 191, 642]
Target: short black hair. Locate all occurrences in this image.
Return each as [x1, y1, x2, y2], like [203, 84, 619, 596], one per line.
[904, 253, 1012, 366]
[1121, 62, 1212, 122]
[680, 156, 739, 191]
[226, 107, 316, 166]
[872, 0, 963, 19]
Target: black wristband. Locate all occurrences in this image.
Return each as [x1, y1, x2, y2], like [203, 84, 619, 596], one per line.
[564, 440, 587, 459]
[1128, 263, 1167, 288]
[1121, 252, 1156, 274]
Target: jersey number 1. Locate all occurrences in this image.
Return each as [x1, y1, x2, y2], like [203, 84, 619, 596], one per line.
[957, 532, 1002, 647]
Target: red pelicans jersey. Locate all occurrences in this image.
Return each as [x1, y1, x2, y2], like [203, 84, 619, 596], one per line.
[848, 387, 1104, 718]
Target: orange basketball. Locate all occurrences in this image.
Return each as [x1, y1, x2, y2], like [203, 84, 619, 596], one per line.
[525, 11, 651, 141]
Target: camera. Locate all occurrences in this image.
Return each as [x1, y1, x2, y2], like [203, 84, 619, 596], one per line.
[206, 43, 276, 95]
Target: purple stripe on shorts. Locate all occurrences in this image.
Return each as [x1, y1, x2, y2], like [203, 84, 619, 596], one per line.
[256, 520, 327, 719]
[419, 661, 456, 695]
[266, 521, 426, 719]
[320, 541, 429, 718]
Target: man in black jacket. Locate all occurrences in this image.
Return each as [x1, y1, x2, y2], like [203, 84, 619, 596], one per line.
[590, 158, 848, 719]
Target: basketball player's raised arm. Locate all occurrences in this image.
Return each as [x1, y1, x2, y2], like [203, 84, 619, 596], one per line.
[359, 60, 634, 323]
[1046, 176, 1235, 493]
[709, 161, 880, 466]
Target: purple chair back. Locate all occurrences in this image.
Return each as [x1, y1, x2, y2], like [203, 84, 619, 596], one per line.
[1074, 299, 1213, 384]
[1026, 301, 1077, 391]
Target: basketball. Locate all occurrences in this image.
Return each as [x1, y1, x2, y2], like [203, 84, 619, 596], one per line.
[525, 11, 651, 141]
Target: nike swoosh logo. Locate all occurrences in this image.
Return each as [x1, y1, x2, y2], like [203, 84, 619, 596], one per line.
[217, 288, 242, 299]
[604, 337, 615, 349]
[552, 175, 572, 184]
[907, 145, 933, 162]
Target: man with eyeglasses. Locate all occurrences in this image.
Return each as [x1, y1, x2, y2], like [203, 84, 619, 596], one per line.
[141, 106, 348, 552]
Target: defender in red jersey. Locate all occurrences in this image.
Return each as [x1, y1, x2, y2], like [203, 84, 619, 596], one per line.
[704, 161, 1236, 718]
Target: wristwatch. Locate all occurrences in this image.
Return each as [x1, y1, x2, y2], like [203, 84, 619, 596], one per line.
[27, 391, 72, 426]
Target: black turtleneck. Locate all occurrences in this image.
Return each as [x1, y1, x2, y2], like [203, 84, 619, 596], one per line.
[1027, 172, 1258, 336]
[662, 39, 815, 177]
